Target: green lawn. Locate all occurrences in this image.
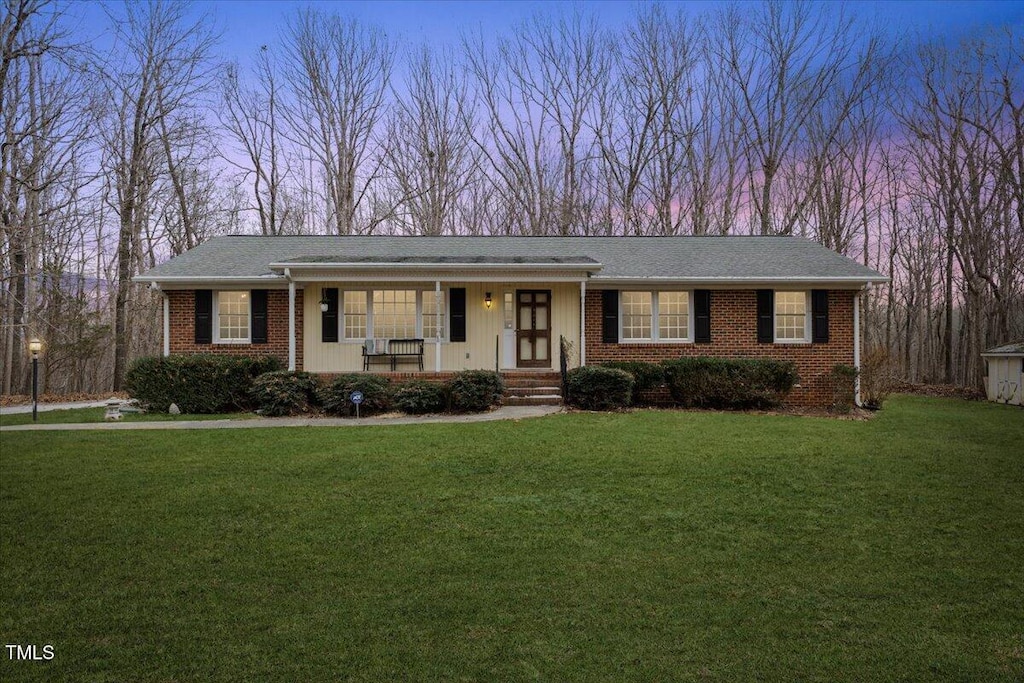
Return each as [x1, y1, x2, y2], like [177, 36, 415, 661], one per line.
[0, 407, 256, 427]
[1, 396, 1021, 681]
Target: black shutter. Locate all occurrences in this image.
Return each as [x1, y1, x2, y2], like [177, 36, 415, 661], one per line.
[194, 290, 212, 344]
[811, 289, 829, 343]
[694, 290, 711, 343]
[321, 288, 339, 343]
[602, 290, 619, 343]
[251, 290, 268, 344]
[450, 288, 466, 342]
[756, 289, 774, 344]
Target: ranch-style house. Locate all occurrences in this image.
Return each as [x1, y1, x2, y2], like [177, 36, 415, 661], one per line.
[135, 235, 888, 407]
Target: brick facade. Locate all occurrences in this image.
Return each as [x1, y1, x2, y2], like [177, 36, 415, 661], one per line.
[167, 289, 303, 369]
[167, 287, 856, 408]
[585, 289, 856, 407]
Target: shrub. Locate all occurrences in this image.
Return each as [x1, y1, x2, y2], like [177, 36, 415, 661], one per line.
[661, 357, 798, 410]
[566, 366, 634, 410]
[860, 348, 895, 410]
[393, 380, 447, 415]
[320, 374, 393, 416]
[125, 354, 281, 413]
[250, 371, 320, 417]
[829, 364, 859, 413]
[600, 361, 665, 392]
[447, 370, 504, 412]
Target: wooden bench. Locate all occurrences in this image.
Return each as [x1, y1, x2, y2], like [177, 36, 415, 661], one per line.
[362, 338, 425, 371]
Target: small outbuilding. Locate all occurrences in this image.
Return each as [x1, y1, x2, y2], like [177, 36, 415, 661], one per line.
[981, 342, 1024, 406]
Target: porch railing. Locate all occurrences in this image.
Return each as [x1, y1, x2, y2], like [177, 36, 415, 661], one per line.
[559, 335, 570, 403]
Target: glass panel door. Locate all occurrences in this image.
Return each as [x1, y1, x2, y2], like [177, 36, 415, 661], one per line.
[515, 290, 551, 368]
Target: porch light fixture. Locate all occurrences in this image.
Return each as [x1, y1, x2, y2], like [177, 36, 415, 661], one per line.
[319, 290, 330, 313]
[485, 292, 492, 309]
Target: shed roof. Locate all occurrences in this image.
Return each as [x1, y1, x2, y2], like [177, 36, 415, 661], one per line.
[982, 342, 1024, 356]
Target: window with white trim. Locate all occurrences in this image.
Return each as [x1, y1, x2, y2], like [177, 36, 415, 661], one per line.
[373, 290, 417, 338]
[422, 290, 445, 340]
[621, 292, 652, 340]
[341, 289, 445, 340]
[621, 291, 692, 342]
[217, 291, 250, 342]
[343, 291, 367, 339]
[775, 291, 809, 342]
[658, 291, 689, 340]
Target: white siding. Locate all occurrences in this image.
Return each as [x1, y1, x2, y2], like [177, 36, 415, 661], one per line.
[303, 281, 581, 373]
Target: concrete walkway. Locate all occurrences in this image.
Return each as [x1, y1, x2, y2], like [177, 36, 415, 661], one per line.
[0, 404, 563, 431]
[0, 400, 111, 415]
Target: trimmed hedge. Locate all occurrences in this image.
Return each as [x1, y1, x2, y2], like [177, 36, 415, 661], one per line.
[448, 370, 504, 412]
[600, 361, 665, 392]
[320, 374, 393, 416]
[566, 366, 634, 410]
[661, 357, 798, 409]
[250, 371, 320, 417]
[125, 354, 281, 413]
[393, 380, 447, 415]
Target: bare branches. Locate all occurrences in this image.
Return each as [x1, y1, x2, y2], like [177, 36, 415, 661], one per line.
[280, 8, 393, 235]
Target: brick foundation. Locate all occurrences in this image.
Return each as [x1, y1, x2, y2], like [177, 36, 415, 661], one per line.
[585, 290, 856, 407]
[168, 289, 303, 369]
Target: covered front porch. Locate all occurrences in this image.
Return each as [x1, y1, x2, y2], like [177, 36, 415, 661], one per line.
[278, 258, 594, 375]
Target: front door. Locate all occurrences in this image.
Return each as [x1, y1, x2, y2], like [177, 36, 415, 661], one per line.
[516, 290, 551, 368]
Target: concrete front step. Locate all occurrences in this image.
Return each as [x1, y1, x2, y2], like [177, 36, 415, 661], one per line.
[503, 378, 564, 389]
[505, 386, 563, 397]
[503, 394, 563, 406]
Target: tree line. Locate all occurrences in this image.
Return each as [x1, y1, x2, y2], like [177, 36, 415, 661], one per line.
[2, 0, 1021, 395]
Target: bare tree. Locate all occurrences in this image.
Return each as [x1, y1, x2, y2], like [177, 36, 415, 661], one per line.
[280, 8, 393, 235]
[713, 1, 882, 235]
[221, 45, 299, 235]
[381, 45, 479, 235]
[96, 0, 218, 389]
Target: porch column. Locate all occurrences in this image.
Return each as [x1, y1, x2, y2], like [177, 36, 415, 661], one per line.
[579, 279, 586, 367]
[288, 276, 296, 372]
[853, 290, 861, 407]
[162, 293, 170, 357]
[435, 280, 442, 372]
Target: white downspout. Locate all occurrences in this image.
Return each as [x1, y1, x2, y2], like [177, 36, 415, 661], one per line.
[287, 268, 296, 372]
[435, 280, 442, 372]
[151, 282, 170, 357]
[163, 293, 170, 357]
[854, 289, 861, 407]
[579, 279, 586, 367]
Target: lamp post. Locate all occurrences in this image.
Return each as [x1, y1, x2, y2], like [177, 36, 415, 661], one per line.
[28, 338, 42, 422]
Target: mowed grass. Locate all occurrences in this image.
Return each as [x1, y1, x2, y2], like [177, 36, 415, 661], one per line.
[1, 396, 1022, 682]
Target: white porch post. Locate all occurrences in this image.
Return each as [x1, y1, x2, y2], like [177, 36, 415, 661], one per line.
[579, 280, 586, 367]
[162, 293, 170, 357]
[288, 270, 296, 371]
[853, 290, 861, 407]
[435, 280, 442, 372]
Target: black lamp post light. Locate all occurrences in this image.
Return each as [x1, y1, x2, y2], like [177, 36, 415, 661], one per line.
[29, 338, 42, 422]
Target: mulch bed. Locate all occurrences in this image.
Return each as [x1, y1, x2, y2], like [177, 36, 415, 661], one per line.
[891, 380, 985, 401]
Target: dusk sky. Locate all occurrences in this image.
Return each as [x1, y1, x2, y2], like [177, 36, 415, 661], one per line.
[70, 0, 1024, 65]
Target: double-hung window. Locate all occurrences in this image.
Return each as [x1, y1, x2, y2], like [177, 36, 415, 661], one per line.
[216, 291, 250, 342]
[774, 291, 809, 342]
[339, 289, 445, 341]
[621, 291, 691, 342]
[372, 289, 418, 339]
[421, 291, 445, 340]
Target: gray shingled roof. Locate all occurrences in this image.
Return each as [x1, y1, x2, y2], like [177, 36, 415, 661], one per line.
[137, 235, 887, 283]
[982, 342, 1024, 355]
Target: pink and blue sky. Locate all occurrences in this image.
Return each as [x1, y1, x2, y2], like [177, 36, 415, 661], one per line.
[69, 0, 1024, 63]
